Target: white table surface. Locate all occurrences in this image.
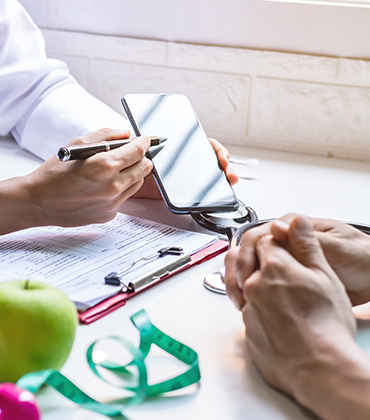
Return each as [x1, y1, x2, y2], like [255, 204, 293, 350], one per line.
[2, 136, 370, 420]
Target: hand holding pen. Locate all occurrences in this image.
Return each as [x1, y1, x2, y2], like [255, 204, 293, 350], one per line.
[57, 135, 167, 161]
[20, 129, 157, 230]
[0, 128, 160, 234]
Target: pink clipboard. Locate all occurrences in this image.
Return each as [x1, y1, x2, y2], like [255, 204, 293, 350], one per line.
[78, 239, 228, 324]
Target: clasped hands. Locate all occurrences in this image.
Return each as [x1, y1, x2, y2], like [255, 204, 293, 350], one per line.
[224, 214, 370, 419]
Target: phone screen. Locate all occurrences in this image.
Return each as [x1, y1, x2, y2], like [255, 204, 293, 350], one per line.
[121, 93, 238, 214]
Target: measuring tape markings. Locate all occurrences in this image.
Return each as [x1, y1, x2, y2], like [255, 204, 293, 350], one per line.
[16, 309, 201, 418]
[95, 310, 201, 398]
[17, 369, 125, 417]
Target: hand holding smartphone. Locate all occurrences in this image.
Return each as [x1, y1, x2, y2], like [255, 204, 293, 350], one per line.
[121, 93, 238, 214]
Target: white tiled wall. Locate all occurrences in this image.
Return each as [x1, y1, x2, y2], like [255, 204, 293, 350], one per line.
[42, 29, 370, 162]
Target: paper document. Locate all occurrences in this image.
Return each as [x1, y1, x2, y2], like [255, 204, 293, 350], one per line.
[0, 213, 218, 310]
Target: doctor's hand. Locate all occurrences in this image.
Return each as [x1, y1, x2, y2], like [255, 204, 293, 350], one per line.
[231, 216, 370, 420]
[132, 137, 239, 199]
[0, 129, 152, 235]
[208, 138, 239, 186]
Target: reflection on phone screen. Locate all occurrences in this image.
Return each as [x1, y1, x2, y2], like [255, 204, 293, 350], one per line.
[123, 94, 238, 213]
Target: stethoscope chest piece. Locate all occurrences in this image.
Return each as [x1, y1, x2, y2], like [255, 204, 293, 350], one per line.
[201, 216, 370, 295]
[192, 200, 258, 295]
[203, 267, 226, 295]
[191, 200, 258, 295]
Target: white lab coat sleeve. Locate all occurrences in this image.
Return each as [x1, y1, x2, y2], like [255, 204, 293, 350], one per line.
[0, 0, 130, 161]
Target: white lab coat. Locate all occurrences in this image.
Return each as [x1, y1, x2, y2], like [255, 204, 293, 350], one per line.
[0, 0, 130, 160]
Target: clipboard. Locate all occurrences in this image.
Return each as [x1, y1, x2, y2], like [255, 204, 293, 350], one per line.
[78, 239, 228, 324]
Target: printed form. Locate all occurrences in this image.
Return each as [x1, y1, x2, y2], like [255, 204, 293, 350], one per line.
[0, 213, 218, 310]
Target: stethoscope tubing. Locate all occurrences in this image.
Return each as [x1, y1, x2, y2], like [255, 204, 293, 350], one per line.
[230, 219, 370, 247]
[191, 202, 258, 241]
[192, 202, 370, 246]
[192, 201, 370, 295]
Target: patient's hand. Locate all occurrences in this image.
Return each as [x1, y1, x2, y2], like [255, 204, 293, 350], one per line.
[269, 215, 370, 306]
[225, 214, 370, 308]
[310, 218, 370, 305]
[226, 216, 370, 420]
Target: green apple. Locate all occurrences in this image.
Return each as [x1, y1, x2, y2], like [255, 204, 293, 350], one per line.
[0, 280, 78, 383]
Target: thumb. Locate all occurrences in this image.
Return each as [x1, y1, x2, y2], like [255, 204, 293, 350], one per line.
[288, 215, 328, 270]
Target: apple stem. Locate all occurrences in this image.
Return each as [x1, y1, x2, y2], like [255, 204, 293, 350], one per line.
[24, 280, 29, 290]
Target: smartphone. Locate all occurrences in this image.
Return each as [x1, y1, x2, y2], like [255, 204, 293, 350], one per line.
[121, 93, 239, 214]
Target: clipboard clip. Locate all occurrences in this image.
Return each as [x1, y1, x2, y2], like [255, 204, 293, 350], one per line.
[104, 246, 185, 291]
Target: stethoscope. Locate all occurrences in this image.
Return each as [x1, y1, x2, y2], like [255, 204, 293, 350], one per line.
[191, 200, 370, 295]
[191, 199, 258, 242]
[191, 199, 259, 294]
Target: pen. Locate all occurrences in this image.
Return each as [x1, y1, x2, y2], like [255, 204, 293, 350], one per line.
[57, 136, 167, 161]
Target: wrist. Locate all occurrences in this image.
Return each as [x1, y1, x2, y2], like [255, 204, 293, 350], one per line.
[293, 336, 370, 420]
[0, 175, 41, 235]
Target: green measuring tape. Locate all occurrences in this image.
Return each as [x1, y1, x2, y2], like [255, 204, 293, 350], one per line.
[17, 310, 201, 418]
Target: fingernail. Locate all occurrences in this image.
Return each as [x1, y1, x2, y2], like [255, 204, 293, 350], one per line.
[294, 215, 312, 233]
[273, 220, 289, 231]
